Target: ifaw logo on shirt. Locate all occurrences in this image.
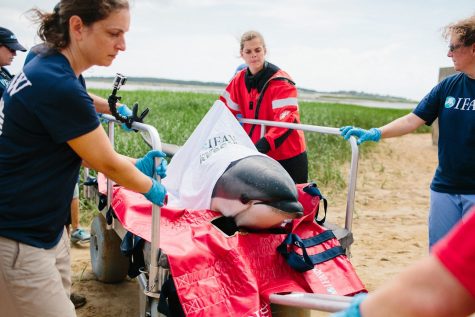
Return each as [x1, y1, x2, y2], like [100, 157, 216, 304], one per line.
[199, 134, 238, 164]
[444, 96, 475, 110]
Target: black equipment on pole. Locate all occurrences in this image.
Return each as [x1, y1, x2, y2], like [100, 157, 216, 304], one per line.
[108, 73, 149, 129]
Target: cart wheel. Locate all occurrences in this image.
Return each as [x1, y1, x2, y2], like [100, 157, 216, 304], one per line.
[90, 214, 129, 283]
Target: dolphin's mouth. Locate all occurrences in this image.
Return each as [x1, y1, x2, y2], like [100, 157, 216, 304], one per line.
[255, 200, 303, 216]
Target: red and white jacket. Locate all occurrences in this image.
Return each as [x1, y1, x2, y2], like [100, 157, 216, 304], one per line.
[220, 62, 306, 161]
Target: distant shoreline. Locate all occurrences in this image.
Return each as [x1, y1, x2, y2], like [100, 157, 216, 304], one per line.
[87, 79, 417, 110]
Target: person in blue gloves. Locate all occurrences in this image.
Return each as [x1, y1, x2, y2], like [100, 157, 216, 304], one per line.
[332, 209, 475, 317]
[22, 38, 144, 310]
[24, 42, 136, 247]
[340, 14, 475, 249]
[0, 1, 166, 316]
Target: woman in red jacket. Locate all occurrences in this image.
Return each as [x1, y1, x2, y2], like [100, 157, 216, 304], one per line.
[220, 30, 308, 183]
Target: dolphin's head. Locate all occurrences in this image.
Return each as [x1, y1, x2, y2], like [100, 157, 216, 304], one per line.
[211, 155, 303, 229]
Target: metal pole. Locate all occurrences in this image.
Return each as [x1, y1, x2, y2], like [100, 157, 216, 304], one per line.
[269, 292, 352, 312]
[106, 120, 115, 230]
[132, 122, 165, 294]
[101, 115, 165, 296]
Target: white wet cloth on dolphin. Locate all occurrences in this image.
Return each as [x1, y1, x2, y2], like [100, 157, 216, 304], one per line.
[163, 100, 265, 210]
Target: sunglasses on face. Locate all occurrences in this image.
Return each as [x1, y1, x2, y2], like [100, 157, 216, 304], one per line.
[448, 43, 464, 52]
[1, 45, 16, 54]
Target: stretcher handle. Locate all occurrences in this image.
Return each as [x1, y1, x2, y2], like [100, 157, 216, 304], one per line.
[101, 114, 165, 294]
[269, 292, 352, 312]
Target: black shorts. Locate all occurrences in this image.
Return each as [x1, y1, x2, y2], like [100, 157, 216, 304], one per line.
[278, 151, 308, 184]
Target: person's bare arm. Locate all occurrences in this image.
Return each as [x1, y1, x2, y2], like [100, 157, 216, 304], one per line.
[379, 113, 426, 139]
[89, 92, 112, 114]
[68, 126, 151, 194]
[360, 256, 475, 317]
[82, 153, 135, 168]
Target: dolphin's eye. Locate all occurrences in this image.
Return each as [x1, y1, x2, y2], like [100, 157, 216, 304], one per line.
[240, 194, 250, 204]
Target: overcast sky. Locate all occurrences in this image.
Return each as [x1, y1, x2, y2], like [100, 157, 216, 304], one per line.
[2, 0, 474, 100]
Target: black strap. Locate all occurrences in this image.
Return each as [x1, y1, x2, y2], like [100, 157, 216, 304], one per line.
[97, 193, 107, 211]
[274, 118, 298, 149]
[248, 76, 296, 140]
[277, 231, 345, 273]
[119, 232, 145, 278]
[303, 182, 328, 225]
[292, 230, 335, 248]
[319, 198, 328, 225]
[105, 206, 115, 225]
[308, 246, 345, 265]
[158, 276, 185, 317]
[158, 277, 172, 316]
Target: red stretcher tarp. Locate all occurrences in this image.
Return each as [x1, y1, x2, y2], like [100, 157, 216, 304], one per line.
[99, 174, 366, 316]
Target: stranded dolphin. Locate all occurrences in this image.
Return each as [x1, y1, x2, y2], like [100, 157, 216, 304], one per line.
[161, 100, 303, 229]
[210, 155, 303, 229]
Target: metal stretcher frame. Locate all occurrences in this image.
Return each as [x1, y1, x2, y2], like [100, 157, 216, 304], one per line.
[96, 113, 359, 314]
[240, 118, 360, 247]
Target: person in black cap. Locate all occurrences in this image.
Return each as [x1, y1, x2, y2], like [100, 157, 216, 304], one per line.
[0, 26, 26, 98]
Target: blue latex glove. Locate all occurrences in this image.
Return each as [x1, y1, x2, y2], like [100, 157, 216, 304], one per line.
[117, 104, 133, 131]
[331, 293, 367, 317]
[135, 150, 167, 179]
[340, 126, 381, 145]
[144, 178, 167, 206]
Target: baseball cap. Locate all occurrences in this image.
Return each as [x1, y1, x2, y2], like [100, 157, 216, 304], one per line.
[0, 27, 26, 52]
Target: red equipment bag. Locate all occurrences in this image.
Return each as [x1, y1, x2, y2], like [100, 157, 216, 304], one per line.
[100, 176, 366, 316]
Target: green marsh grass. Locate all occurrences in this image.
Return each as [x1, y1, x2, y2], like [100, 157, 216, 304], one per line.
[80, 89, 428, 224]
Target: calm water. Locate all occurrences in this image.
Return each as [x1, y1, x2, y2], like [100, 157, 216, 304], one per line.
[87, 81, 417, 110]
[302, 95, 417, 109]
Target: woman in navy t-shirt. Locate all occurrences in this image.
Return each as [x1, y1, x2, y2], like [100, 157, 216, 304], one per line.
[0, 1, 166, 316]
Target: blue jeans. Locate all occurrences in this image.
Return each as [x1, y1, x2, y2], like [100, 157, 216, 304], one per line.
[429, 190, 475, 249]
